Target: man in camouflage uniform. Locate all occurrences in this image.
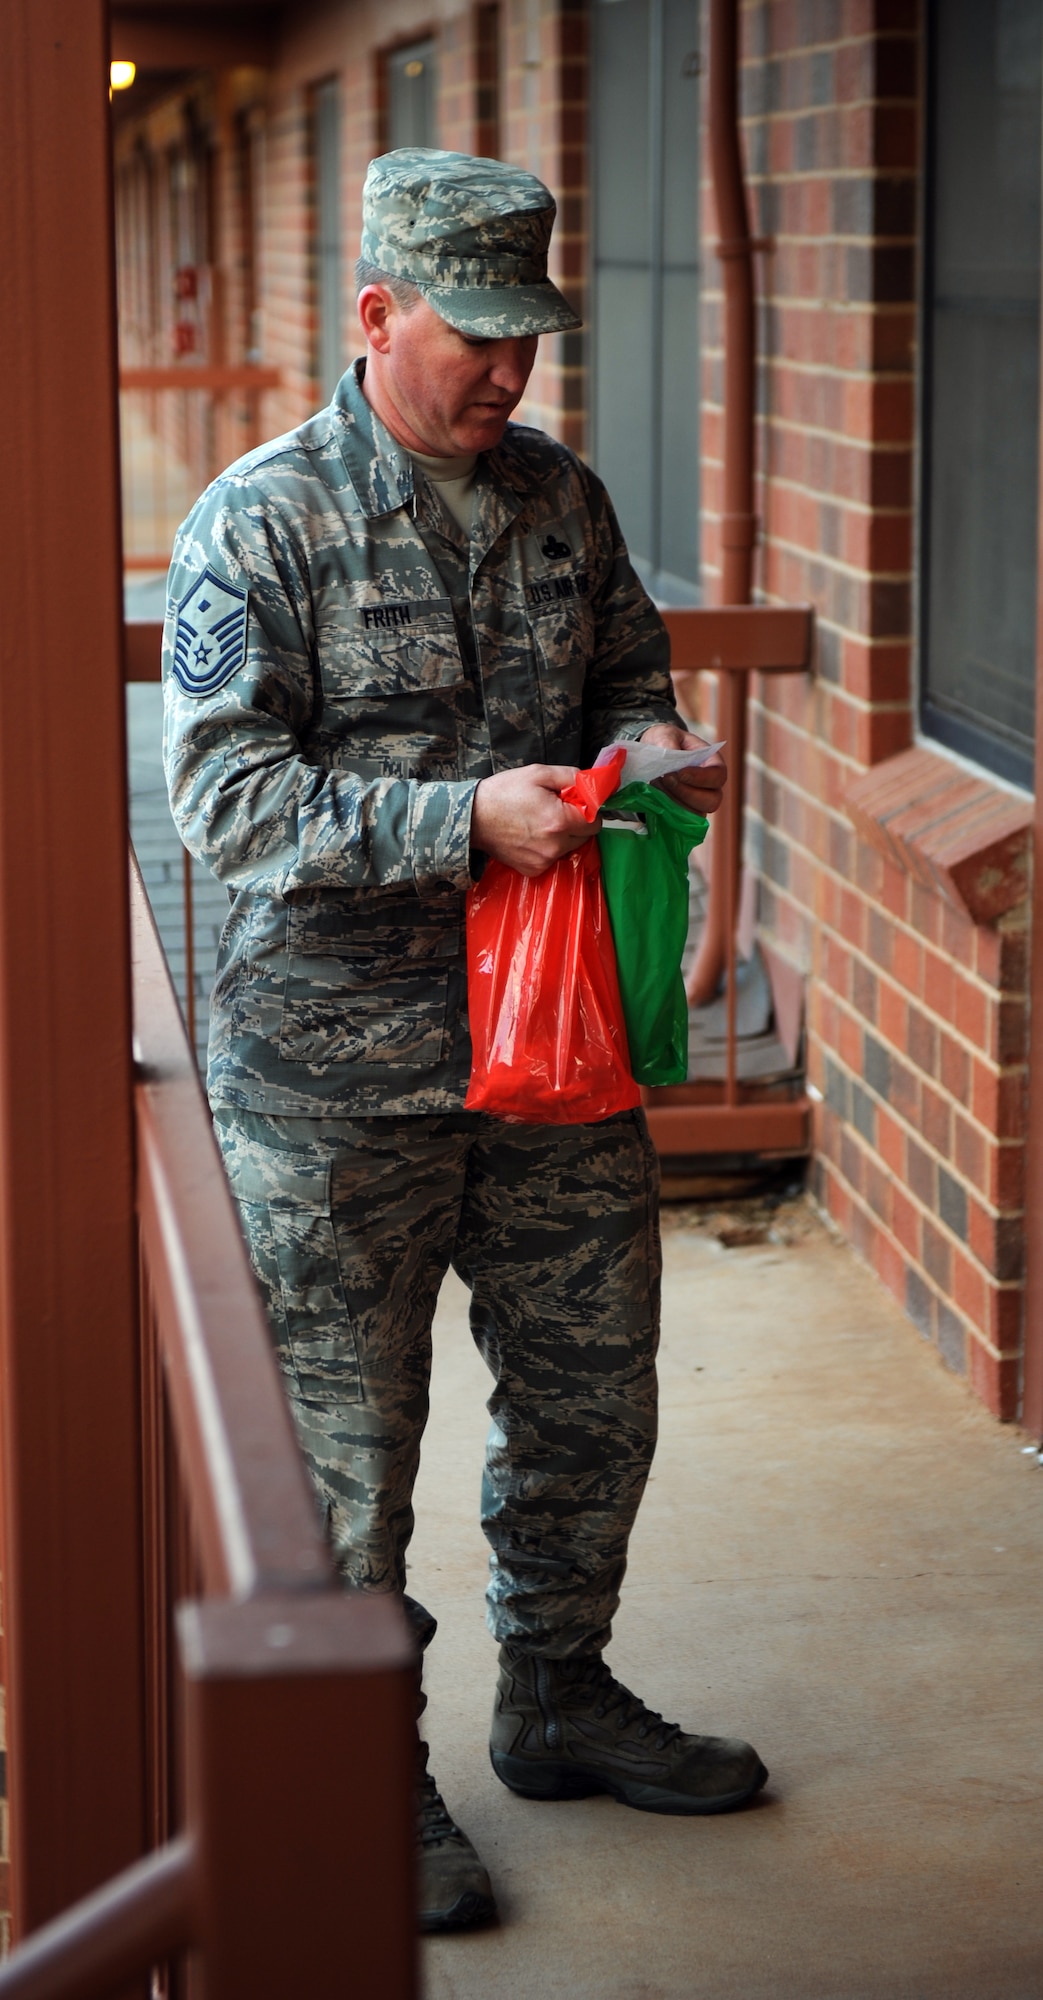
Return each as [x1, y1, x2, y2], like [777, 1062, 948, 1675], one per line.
[164, 148, 767, 1932]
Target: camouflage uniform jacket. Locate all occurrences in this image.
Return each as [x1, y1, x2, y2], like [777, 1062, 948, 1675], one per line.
[163, 358, 682, 1115]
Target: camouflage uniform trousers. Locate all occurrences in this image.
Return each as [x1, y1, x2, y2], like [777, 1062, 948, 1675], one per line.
[214, 1104, 661, 1656]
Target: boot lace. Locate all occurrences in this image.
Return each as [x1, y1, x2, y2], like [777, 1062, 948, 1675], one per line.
[416, 1745, 462, 1848]
[568, 1658, 683, 1751]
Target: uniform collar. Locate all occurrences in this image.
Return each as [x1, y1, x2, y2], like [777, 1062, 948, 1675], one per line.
[332, 356, 528, 563]
[332, 358, 416, 518]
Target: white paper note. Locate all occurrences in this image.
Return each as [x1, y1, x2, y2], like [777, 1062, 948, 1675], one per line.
[594, 738, 726, 788]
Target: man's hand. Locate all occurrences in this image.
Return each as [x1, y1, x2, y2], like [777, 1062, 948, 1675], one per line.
[470, 765, 598, 877]
[640, 723, 727, 816]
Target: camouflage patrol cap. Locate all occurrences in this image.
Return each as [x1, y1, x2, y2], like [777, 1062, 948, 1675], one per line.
[361, 147, 582, 339]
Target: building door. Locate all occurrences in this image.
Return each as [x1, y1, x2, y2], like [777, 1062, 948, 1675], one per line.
[386, 39, 438, 150]
[591, 0, 702, 603]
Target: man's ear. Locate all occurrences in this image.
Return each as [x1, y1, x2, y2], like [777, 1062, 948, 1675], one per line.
[357, 284, 394, 354]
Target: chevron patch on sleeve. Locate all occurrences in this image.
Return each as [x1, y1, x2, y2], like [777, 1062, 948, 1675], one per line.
[171, 568, 248, 695]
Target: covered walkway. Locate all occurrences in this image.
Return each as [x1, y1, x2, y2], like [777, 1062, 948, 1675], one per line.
[411, 1198, 1043, 1999]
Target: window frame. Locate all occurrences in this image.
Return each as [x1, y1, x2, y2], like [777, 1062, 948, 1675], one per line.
[917, 0, 1040, 793]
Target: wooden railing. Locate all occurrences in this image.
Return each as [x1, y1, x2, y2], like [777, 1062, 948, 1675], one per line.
[643, 603, 815, 1160]
[120, 365, 281, 573]
[0, 862, 417, 2000]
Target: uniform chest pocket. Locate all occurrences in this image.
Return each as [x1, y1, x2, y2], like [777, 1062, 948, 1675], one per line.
[317, 598, 465, 698]
[527, 588, 596, 746]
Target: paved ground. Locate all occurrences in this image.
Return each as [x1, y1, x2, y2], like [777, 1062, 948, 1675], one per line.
[124, 595, 1043, 1996]
[411, 1194, 1043, 2000]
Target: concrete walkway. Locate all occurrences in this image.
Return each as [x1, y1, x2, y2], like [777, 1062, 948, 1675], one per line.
[410, 1196, 1043, 1999]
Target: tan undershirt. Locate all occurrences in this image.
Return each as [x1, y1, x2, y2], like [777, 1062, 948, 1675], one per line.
[409, 448, 478, 539]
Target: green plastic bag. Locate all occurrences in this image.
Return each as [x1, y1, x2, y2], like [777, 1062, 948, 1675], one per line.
[597, 781, 708, 1087]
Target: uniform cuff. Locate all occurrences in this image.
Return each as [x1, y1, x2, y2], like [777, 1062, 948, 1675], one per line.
[408, 779, 480, 896]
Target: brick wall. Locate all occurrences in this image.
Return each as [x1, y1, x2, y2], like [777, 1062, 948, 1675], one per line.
[709, 0, 1031, 1419]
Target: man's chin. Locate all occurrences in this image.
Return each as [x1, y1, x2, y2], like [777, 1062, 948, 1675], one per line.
[454, 412, 513, 453]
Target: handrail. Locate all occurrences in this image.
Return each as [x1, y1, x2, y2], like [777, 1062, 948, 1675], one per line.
[130, 854, 333, 1599]
[119, 365, 281, 394]
[0, 865, 416, 1997]
[0, 1842, 195, 2000]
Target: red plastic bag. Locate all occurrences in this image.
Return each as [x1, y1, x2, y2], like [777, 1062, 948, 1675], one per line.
[464, 752, 639, 1124]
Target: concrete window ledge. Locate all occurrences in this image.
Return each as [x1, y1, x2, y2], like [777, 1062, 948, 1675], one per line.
[845, 746, 1032, 927]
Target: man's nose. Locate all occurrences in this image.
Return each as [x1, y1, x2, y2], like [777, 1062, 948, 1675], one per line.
[488, 338, 538, 394]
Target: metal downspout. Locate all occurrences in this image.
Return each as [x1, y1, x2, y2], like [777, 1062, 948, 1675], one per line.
[686, 0, 757, 1013]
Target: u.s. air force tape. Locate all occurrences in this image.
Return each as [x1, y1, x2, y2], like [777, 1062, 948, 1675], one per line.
[171, 568, 248, 695]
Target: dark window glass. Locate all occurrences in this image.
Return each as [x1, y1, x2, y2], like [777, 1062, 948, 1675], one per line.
[312, 78, 342, 400]
[922, 0, 1042, 787]
[592, 0, 702, 603]
[387, 39, 438, 151]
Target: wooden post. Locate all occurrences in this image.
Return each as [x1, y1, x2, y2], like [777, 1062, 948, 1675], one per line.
[180, 1596, 418, 2000]
[0, 0, 147, 1937]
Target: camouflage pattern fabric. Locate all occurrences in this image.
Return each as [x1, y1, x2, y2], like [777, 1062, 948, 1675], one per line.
[361, 148, 581, 337]
[214, 1105, 662, 1656]
[163, 357, 682, 1117]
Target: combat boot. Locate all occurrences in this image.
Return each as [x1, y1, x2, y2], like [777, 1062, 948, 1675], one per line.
[417, 1740, 497, 1932]
[490, 1647, 768, 1815]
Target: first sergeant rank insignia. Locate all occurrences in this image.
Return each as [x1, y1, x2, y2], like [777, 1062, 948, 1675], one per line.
[171, 568, 248, 695]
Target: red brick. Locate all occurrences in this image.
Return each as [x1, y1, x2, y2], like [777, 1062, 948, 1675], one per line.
[987, 1285, 1024, 1353]
[953, 1111, 986, 1194]
[865, 1157, 892, 1225]
[876, 1103, 905, 1177]
[879, 857, 910, 920]
[953, 972, 987, 1048]
[841, 638, 912, 705]
[874, 1228, 906, 1301]
[992, 1141, 1025, 1211]
[922, 948, 955, 1023]
[922, 1216, 952, 1291]
[838, 886, 867, 951]
[823, 933, 851, 1000]
[996, 997, 1028, 1066]
[920, 1083, 951, 1157]
[851, 1198, 878, 1268]
[859, 705, 914, 766]
[938, 1031, 971, 1104]
[892, 927, 922, 996]
[907, 1004, 938, 1076]
[909, 880, 942, 945]
[838, 1007, 864, 1076]
[968, 1339, 1020, 1421]
[889, 1051, 920, 1124]
[877, 976, 906, 1049]
[890, 1184, 920, 1259]
[951, 1247, 987, 1329]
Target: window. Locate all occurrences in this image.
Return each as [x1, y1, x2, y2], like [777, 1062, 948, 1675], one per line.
[591, 0, 703, 604]
[921, 0, 1042, 789]
[386, 39, 438, 150]
[312, 78, 342, 401]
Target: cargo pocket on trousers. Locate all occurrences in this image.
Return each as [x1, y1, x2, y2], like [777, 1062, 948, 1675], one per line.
[270, 1205, 363, 1408]
[227, 1150, 363, 1408]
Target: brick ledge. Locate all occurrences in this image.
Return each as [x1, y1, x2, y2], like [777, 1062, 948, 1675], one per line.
[845, 747, 1032, 926]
